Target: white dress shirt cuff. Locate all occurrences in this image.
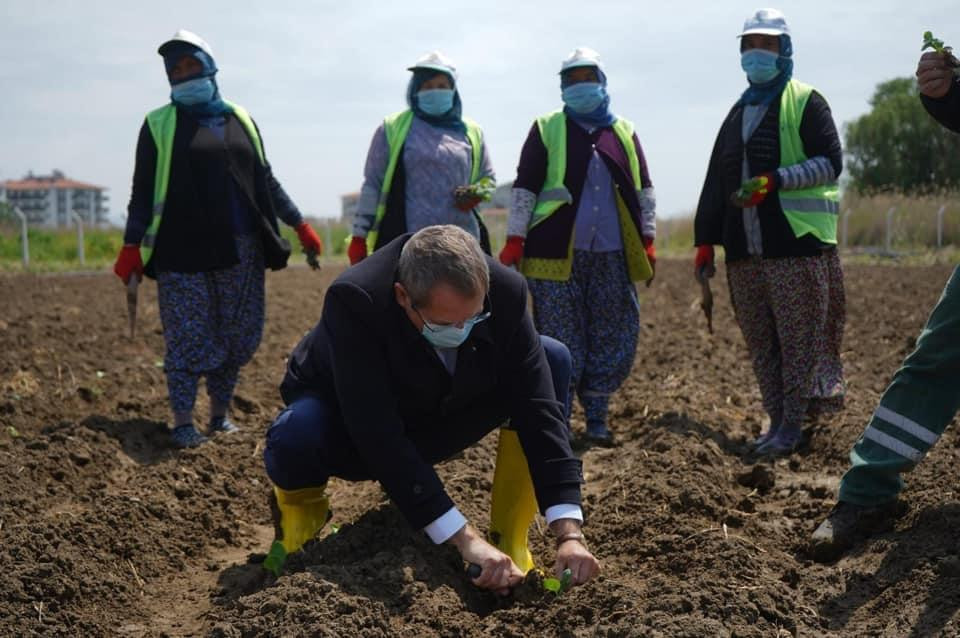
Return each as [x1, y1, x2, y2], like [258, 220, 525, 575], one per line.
[424, 507, 468, 544]
[544, 504, 584, 525]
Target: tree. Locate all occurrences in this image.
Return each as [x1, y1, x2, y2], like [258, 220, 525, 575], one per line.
[844, 77, 960, 194]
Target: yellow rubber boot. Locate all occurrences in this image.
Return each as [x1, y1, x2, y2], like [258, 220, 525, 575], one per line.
[263, 484, 330, 576]
[489, 428, 538, 574]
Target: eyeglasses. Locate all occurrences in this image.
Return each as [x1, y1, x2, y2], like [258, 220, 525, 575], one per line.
[414, 306, 490, 333]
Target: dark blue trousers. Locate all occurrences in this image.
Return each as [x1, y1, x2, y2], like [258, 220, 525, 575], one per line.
[264, 335, 572, 490]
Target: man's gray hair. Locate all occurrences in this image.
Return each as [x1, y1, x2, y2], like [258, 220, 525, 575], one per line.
[398, 225, 490, 307]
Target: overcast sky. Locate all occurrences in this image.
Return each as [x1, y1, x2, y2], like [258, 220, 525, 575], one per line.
[1, 1, 957, 225]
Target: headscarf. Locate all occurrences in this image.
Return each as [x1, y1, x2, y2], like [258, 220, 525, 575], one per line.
[162, 42, 228, 118]
[561, 66, 616, 129]
[406, 69, 465, 131]
[738, 34, 794, 107]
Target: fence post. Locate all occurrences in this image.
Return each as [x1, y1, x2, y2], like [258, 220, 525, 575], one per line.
[885, 206, 896, 254]
[12, 206, 28, 267]
[937, 204, 947, 249]
[70, 210, 85, 265]
[841, 209, 851, 249]
[323, 218, 333, 262]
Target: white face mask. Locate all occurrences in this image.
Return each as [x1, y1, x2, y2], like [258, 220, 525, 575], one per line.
[418, 310, 490, 348]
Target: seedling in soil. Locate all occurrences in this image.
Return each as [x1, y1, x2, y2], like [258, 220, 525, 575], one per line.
[263, 540, 287, 577]
[922, 31, 960, 68]
[465, 564, 573, 598]
[542, 568, 573, 595]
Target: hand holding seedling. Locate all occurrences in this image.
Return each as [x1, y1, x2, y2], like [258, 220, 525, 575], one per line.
[918, 31, 960, 100]
[554, 533, 600, 587]
[550, 518, 600, 587]
[730, 173, 777, 208]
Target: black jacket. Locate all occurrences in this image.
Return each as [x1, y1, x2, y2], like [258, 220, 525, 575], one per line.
[695, 89, 843, 261]
[921, 78, 960, 133]
[126, 108, 297, 277]
[281, 235, 583, 530]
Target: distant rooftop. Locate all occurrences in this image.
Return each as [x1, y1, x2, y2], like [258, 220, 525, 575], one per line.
[3, 170, 106, 191]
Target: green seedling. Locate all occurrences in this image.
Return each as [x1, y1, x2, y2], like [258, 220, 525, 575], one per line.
[734, 176, 767, 201]
[453, 177, 496, 208]
[923, 31, 960, 68]
[923, 31, 946, 53]
[6, 426, 19, 438]
[263, 540, 287, 577]
[305, 249, 321, 271]
[542, 568, 573, 595]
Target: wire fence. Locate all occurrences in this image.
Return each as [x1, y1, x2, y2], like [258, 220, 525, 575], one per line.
[3, 195, 959, 269]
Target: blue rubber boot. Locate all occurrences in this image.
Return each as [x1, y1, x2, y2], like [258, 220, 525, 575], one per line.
[171, 424, 209, 449]
[208, 416, 239, 435]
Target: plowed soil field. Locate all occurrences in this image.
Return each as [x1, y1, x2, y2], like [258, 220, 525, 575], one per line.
[2, 259, 959, 637]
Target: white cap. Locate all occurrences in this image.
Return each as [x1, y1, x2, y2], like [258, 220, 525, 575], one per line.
[560, 46, 604, 73]
[407, 50, 457, 80]
[158, 29, 214, 58]
[739, 8, 790, 37]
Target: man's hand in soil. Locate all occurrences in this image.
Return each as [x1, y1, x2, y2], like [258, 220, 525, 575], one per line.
[448, 524, 524, 594]
[917, 51, 956, 99]
[551, 518, 600, 587]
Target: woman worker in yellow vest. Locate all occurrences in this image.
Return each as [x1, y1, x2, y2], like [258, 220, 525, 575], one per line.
[112, 30, 323, 449]
[694, 9, 846, 456]
[500, 47, 657, 445]
[347, 51, 496, 263]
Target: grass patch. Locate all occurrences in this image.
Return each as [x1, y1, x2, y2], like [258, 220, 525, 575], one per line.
[0, 218, 352, 272]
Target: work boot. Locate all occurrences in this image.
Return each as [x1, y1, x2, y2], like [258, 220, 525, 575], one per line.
[750, 422, 780, 448]
[207, 415, 239, 435]
[809, 500, 905, 563]
[263, 484, 331, 576]
[754, 426, 801, 457]
[170, 424, 209, 449]
[585, 420, 615, 447]
[489, 429, 537, 574]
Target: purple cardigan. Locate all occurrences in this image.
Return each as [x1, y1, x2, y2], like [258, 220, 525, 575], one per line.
[514, 115, 652, 260]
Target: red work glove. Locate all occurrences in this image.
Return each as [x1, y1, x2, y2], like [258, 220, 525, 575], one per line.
[499, 236, 524, 267]
[642, 236, 656, 287]
[113, 244, 143, 284]
[730, 171, 779, 208]
[347, 236, 368, 265]
[642, 237, 656, 266]
[295, 222, 323, 255]
[694, 245, 715, 281]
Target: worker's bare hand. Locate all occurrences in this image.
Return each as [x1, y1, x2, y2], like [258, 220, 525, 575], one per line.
[917, 52, 955, 99]
[449, 525, 524, 594]
[554, 539, 600, 587]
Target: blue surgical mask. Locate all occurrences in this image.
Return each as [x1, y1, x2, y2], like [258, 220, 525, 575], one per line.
[561, 82, 605, 113]
[740, 49, 781, 84]
[420, 311, 490, 349]
[417, 89, 455, 116]
[171, 77, 216, 105]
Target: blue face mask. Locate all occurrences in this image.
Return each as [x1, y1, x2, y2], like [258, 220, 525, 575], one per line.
[561, 82, 605, 113]
[420, 311, 490, 349]
[171, 77, 216, 105]
[417, 89, 455, 116]
[740, 49, 780, 84]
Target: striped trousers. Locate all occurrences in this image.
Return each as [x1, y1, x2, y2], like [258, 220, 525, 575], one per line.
[839, 266, 960, 506]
